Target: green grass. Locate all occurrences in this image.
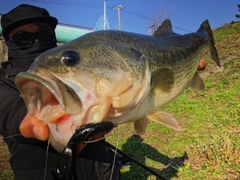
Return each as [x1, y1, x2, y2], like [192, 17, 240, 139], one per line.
[0, 170, 13, 180]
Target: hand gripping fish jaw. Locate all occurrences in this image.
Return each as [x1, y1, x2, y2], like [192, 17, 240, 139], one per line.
[53, 121, 116, 180]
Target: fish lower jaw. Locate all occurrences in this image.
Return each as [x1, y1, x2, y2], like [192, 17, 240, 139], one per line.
[47, 118, 77, 153]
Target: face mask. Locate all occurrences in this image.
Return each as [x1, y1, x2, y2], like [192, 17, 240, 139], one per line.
[5, 38, 57, 67]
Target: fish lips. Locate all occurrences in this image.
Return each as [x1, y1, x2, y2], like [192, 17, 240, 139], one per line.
[15, 71, 82, 123]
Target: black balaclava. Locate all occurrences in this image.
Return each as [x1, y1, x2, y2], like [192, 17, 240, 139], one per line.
[0, 4, 58, 78]
[2, 37, 57, 78]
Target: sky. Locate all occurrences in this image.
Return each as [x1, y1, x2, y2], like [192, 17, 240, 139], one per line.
[0, 0, 239, 35]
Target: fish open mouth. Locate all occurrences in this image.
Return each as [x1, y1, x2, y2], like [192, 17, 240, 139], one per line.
[15, 71, 84, 152]
[15, 73, 70, 124]
[15, 71, 82, 123]
[15, 71, 115, 153]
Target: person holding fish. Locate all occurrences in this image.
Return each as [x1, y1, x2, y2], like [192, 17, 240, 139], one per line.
[0, 4, 121, 180]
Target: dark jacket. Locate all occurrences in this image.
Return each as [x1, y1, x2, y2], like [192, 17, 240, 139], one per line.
[0, 60, 120, 180]
[0, 67, 5, 77]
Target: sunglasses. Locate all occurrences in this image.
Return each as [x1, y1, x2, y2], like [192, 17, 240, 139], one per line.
[8, 29, 56, 49]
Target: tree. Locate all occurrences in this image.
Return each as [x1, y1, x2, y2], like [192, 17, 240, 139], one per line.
[148, 6, 172, 35]
[236, 4, 240, 18]
[94, 15, 110, 31]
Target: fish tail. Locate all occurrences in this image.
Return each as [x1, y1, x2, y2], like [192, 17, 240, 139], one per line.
[198, 20, 221, 67]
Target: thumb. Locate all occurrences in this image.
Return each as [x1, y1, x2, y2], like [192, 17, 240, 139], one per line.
[19, 113, 49, 141]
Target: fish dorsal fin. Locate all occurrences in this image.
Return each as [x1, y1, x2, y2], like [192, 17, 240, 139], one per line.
[134, 118, 149, 136]
[147, 111, 182, 131]
[189, 72, 205, 91]
[153, 19, 174, 36]
[151, 68, 174, 93]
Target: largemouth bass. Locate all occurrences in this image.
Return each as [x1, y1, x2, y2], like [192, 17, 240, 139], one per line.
[15, 19, 220, 153]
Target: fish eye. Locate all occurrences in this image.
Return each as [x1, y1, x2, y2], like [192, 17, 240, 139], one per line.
[61, 50, 80, 66]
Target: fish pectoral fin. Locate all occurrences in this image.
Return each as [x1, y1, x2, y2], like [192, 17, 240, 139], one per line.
[134, 118, 149, 136]
[151, 68, 174, 93]
[147, 111, 182, 131]
[189, 72, 205, 91]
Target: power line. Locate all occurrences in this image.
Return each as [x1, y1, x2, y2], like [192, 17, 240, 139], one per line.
[21, 0, 102, 8]
[124, 8, 152, 21]
[19, 0, 192, 33]
[22, 0, 152, 21]
[172, 26, 192, 33]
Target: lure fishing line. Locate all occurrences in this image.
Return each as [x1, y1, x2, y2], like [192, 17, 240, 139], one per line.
[109, 125, 120, 180]
[44, 138, 51, 180]
[4, 133, 21, 139]
[83, 136, 106, 144]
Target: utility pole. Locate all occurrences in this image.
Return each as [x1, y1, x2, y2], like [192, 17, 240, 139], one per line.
[112, 4, 124, 30]
[148, 24, 155, 35]
[103, 0, 107, 30]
